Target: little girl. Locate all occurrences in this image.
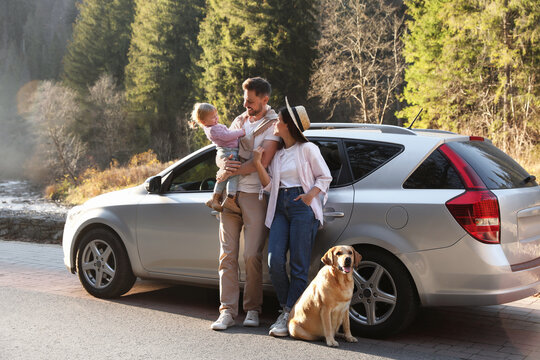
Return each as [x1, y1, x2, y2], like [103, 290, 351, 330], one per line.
[191, 103, 245, 213]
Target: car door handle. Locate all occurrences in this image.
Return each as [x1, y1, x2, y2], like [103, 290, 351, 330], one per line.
[323, 211, 345, 218]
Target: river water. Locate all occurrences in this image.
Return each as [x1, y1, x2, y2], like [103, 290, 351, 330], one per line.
[0, 180, 70, 215]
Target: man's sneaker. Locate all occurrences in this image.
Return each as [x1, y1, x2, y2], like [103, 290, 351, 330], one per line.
[243, 310, 259, 327]
[210, 312, 235, 330]
[269, 310, 289, 337]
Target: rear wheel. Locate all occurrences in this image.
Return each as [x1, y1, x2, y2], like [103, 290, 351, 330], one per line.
[350, 247, 418, 338]
[76, 228, 136, 298]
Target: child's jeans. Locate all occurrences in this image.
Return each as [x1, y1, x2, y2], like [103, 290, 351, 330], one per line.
[214, 147, 239, 197]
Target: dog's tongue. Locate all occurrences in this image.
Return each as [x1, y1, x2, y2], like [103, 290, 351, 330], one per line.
[343, 266, 351, 273]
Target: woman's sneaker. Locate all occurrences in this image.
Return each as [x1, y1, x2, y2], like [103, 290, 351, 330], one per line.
[269, 310, 289, 337]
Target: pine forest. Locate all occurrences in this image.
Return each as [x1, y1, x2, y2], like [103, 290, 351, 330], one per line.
[0, 0, 538, 200]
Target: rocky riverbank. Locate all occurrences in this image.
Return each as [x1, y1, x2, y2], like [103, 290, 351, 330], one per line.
[0, 180, 70, 244]
[0, 209, 65, 244]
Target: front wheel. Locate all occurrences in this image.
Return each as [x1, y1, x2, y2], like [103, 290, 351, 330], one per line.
[76, 228, 136, 298]
[350, 247, 418, 338]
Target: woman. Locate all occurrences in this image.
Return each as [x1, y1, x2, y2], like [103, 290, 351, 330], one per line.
[252, 98, 332, 337]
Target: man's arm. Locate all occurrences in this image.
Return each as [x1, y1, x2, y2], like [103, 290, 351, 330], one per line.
[217, 139, 279, 180]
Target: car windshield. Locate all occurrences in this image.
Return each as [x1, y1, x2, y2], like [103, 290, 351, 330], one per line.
[446, 141, 537, 189]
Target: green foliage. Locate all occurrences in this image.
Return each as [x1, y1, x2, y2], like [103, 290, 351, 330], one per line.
[125, 0, 205, 159]
[3, 0, 537, 189]
[62, 0, 135, 93]
[197, 0, 318, 123]
[400, 0, 540, 143]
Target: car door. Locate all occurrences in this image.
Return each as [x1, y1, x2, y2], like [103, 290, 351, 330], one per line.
[136, 148, 221, 278]
[307, 138, 355, 279]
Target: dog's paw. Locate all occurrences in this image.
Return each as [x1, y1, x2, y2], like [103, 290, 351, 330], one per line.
[326, 339, 339, 347]
[345, 336, 358, 343]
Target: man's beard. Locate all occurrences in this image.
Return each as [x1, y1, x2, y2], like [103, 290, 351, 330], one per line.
[247, 106, 262, 117]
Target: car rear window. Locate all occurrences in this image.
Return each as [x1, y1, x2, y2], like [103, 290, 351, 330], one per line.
[446, 141, 537, 189]
[345, 140, 403, 182]
[404, 149, 464, 189]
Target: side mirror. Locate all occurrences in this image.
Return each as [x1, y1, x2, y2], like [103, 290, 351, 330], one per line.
[144, 175, 162, 194]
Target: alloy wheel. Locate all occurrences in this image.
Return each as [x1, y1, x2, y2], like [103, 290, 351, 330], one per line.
[81, 239, 116, 289]
[350, 260, 397, 326]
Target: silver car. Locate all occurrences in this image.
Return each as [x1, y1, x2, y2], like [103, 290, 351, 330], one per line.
[62, 123, 540, 338]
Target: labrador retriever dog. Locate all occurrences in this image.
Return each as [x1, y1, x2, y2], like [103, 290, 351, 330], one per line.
[288, 245, 361, 347]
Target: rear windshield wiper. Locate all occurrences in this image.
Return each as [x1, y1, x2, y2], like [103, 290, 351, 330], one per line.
[523, 175, 536, 185]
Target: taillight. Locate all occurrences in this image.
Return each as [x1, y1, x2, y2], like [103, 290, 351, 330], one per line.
[446, 190, 500, 243]
[440, 143, 501, 244]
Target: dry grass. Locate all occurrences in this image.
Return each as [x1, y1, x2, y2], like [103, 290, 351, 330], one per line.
[511, 145, 539, 179]
[516, 145, 540, 181]
[523, 157, 540, 179]
[46, 150, 174, 205]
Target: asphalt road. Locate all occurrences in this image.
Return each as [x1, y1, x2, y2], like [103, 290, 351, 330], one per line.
[1, 240, 539, 360]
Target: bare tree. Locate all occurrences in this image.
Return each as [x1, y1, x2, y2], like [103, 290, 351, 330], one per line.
[87, 74, 130, 166]
[310, 0, 406, 124]
[29, 81, 86, 183]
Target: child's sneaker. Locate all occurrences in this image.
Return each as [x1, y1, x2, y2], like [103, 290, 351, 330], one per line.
[222, 194, 241, 213]
[205, 193, 223, 212]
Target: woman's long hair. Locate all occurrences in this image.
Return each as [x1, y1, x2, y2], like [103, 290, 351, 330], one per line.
[278, 107, 308, 144]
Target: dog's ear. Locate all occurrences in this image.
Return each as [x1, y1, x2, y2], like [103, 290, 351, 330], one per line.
[321, 248, 334, 266]
[353, 249, 362, 268]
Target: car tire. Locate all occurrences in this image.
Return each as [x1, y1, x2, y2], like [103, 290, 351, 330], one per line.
[76, 228, 136, 298]
[350, 247, 418, 338]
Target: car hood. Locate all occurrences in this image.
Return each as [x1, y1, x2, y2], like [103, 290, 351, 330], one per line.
[81, 185, 147, 210]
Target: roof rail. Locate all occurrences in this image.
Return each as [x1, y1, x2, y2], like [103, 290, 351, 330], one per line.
[411, 128, 457, 135]
[309, 122, 417, 135]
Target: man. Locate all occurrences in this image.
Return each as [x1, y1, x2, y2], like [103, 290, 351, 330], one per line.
[211, 77, 280, 330]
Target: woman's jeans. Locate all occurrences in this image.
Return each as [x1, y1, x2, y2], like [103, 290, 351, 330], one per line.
[214, 147, 239, 197]
[268, 187, 320, 310]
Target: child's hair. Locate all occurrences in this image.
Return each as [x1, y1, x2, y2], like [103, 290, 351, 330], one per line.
[190, 102, 216, 128]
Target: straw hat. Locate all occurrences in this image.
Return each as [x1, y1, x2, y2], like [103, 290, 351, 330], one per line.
[285, 97, 310, 141]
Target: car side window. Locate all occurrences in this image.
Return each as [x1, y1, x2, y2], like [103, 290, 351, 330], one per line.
[310, 139, 350, 187]
[345, 140, 403, 182]
[167, 150, 219, 192]
[403, 149, 464, 189]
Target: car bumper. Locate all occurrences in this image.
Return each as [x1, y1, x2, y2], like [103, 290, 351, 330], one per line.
[62, 212, 77, 273]
[404, 235, 540, 307]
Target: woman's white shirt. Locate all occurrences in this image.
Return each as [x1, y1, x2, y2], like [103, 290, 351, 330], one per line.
[262, 142, 332, 228]
[278, 144, 302, 188]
